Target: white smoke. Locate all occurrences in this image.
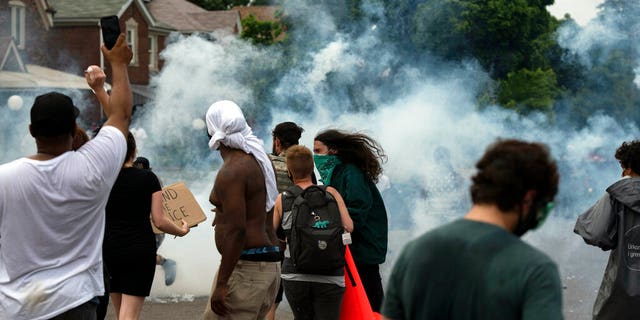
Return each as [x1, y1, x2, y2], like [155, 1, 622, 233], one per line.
[557, 19, 625, 67]
[306, 40, 362, 87]
[126, 5, 640, 318]
[2, 1, 638, 318]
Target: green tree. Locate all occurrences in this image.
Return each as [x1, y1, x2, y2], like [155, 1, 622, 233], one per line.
[409, 0, 565, 113]
[568, 49, 640, 125]
[497, 68, 558, 113]
[460, 0, 555, 78]
[412, 0, 469, 59]
[409, 0, 556, 79]
[556, 0, 640, 126]
[240, 14, 283, 45]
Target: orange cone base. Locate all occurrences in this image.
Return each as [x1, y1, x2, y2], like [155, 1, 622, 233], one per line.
[340, 246, 378, 320]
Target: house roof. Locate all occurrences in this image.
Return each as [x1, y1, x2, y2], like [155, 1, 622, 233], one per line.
[0, 65, 91, 89]
[189, 11, 240, 33]
[146, 0, 240, 33]
[46, 0, 173, 31]
[47, 0, 130, 19]
[232, 5, 280, 22]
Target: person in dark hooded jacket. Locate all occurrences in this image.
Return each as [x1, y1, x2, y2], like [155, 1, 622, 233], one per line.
[575, 140, 640, 320]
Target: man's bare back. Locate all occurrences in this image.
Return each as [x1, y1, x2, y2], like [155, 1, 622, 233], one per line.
[210, 146, 273, 252]
[204, 100, 281, 319]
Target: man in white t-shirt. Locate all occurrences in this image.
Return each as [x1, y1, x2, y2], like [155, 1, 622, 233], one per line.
[0, 34, 133, 320]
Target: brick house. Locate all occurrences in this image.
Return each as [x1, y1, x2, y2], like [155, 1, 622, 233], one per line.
[0, 0, 173, 110]
[1, 0, 247, 106]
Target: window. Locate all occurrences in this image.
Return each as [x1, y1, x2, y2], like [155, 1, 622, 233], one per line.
[9, 1, 26, 49]
[148, 35, 157, 71]
[125, 18, 138, 65]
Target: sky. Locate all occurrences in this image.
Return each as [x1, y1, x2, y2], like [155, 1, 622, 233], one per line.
[548, 0, 603, 25]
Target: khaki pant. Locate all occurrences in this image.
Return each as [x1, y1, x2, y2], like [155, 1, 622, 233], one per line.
[204, 260, 281, 320]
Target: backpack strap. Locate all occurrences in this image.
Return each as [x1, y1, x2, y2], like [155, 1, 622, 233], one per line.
[298, 185, 333, 209]
[281, 185, 304, 213]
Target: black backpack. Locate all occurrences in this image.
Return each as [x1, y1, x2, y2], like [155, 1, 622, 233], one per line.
[283, 185, 345, 275]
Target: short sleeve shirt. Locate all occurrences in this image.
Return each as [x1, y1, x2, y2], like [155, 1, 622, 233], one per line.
[0, 126, 126, 320]
[382, 219, 563, 320]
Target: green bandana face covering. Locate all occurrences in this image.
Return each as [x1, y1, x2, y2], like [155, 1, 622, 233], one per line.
[313, 154, 341, 185]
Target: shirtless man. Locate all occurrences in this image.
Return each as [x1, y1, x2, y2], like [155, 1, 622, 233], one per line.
[204, 100, 280, 319]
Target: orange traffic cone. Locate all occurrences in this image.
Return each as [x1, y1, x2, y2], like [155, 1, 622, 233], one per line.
[340, 246, 382, 320]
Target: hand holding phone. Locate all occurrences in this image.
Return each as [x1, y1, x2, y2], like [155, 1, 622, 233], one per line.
[100, 15, 120, 50]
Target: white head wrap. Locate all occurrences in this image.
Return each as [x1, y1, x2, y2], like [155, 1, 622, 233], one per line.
[206, 100, 277, 211]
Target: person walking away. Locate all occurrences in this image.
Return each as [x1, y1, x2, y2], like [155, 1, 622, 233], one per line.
[133, 156, 178, 286]
[574, 140, 640, 320]
[268, 121, 305, 320]
[103, 133, 189, 320]
[381, 139, 563, 320]
[0, 34, 132, 320]
[203, 100, 281, 319]
[313, 129, 388, 312]
[273, 145, 354, 319]
[270, 121, 305, 193]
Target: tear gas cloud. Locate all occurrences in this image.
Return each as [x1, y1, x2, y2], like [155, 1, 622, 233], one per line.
[0, 89, 95, 161]
[0, 1, 636, 317]
[132, 3, 639, 317]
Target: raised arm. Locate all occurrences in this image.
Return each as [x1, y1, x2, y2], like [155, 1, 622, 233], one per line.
[150, 191, 189, 237]
[100, 34, 133, 137]
[85, 65, 109, 110]
[327, 186, 354, 232]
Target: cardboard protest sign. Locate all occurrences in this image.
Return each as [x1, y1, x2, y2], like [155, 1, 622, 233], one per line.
[151, 182, 207, 234]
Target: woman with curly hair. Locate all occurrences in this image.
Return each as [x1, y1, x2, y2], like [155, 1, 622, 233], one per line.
[313, 129, 388, 312]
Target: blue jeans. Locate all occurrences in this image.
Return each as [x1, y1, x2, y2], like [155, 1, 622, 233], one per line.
[283, 280, 345, 320]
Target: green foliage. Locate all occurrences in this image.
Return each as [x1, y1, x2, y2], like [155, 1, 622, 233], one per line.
[407, 0, 569, 114]
[567, 49, 640, 125]
[194, 0, 640, 126]
[497, 68, 558, 113]
[412, 0, 469, 59]
[409, 0, 553, 74]
[240, 14, 283, 45]
[461, 0, 555, 78]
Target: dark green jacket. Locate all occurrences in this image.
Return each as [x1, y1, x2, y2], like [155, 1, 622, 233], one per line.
[329, 163, 388, 265]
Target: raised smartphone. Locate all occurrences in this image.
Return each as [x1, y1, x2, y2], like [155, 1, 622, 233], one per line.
[100, 15, 120, 50]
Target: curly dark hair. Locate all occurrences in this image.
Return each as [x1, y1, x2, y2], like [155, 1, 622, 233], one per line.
[314, 129, 387, 183]
[615, 140, 640, 175]
[272, 122, 304, 149]
[471, 139, 559, 212]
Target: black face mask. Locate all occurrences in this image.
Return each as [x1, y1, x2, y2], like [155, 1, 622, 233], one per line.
[513, 206, 537, 237]
[513, 201, 553, 237]
[272, 137, 277, 155]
